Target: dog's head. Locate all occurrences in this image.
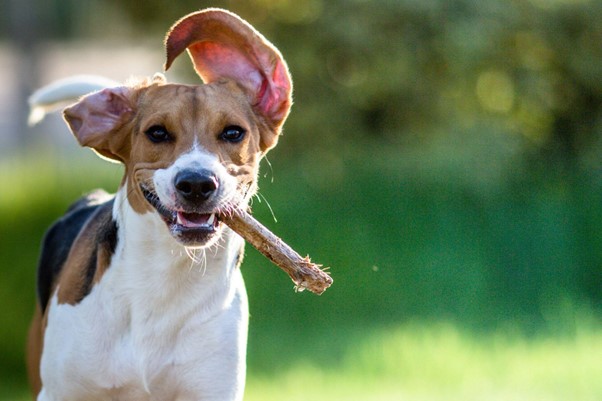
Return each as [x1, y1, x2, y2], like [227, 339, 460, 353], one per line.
[63, 9, 292, 248]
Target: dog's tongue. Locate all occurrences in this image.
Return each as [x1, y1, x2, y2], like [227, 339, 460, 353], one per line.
[177, 212, 215, 228]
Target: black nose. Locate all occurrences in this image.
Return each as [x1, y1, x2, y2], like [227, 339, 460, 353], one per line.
[174, 170, 218, 202]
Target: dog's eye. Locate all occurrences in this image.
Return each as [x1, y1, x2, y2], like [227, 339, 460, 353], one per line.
[219, 126, 246, 143]
[145, 125, 172, 143]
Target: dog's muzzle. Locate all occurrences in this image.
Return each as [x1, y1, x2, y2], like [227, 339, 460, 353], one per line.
[141, 171, 224, 247]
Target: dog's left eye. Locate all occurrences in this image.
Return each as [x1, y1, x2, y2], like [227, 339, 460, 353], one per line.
[219, 126, 246, 143]
[145, 125, 172, 143]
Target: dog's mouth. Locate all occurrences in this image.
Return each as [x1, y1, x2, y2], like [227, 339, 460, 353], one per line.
[141, 186, 222, 247]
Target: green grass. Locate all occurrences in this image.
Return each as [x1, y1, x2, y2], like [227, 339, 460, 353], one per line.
[245, 323, 602, 401]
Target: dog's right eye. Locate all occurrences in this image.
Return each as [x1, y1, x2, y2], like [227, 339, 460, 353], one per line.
[145, 125, 172, 143]
[219, 125, 246, 143]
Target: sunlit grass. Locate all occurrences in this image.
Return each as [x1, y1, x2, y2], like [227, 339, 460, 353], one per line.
[245, 324, 602, 401]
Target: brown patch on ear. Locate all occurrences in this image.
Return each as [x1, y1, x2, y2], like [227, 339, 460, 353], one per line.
[56, 201, 118, 306]
[26, 304, 43, 398]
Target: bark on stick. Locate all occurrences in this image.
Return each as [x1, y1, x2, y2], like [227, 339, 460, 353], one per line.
[220, 209, 333, 295]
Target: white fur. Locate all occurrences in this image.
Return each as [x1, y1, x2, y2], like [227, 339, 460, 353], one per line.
[38, 185, 248, 401]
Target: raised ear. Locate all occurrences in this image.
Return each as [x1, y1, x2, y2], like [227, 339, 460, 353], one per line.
[63, 87, 134, 163]
[164, 8, 292, 130]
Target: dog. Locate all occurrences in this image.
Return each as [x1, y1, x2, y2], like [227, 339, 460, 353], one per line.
[26, 8, 292, 401]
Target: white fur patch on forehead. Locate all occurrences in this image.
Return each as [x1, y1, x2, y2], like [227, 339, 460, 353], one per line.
[172, 143, 221, 171]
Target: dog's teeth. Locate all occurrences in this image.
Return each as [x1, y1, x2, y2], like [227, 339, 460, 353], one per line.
[177, 212, 184, 225]
[207, 213, 215, 225]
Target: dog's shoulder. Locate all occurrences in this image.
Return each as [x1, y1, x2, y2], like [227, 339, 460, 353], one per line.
[37, 189, 116, 312]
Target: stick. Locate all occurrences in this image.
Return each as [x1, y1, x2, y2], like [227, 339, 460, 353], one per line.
[220, 209, 333, 295]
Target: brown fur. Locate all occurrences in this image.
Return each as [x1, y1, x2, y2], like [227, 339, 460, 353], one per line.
[26, 305, 43, 397]
[55, 201, 116, 305]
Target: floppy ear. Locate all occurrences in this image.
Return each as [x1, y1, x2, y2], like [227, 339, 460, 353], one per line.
[164, 8, 293, 141]
[63, 87, 134, 163]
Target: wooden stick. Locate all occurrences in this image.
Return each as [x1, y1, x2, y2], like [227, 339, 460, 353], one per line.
[220, 209, 333, 295]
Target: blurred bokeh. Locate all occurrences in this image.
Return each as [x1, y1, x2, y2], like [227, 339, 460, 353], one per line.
[1, 0, 601, 399]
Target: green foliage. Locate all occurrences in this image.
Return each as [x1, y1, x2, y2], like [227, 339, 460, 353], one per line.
[103, 0, 602, 168]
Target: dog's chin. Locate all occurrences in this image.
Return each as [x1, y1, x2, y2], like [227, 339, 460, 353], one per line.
[141, 187, 223, 248]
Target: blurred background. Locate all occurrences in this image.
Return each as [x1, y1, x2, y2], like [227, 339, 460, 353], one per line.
[1, 0, 601, 399]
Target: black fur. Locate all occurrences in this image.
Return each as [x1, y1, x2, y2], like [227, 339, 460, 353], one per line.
[37, 190, 117, 312]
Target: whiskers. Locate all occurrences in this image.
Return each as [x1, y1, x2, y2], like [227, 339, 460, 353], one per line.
[254, 191, 277, 223]
[183, 235, 228, 276]
[185, 247, 208, 275]
[216, 201, 239, 219]
[262, 155, 274, 183]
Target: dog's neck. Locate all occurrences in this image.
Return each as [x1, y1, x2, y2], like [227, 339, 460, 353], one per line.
[110, 184, 245, 327]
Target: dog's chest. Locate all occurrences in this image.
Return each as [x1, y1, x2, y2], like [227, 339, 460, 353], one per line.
[40, 212, 248, 400]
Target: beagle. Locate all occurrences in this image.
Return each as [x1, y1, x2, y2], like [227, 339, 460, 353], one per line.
[26, 9, 292, 401]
